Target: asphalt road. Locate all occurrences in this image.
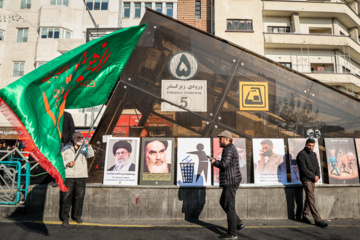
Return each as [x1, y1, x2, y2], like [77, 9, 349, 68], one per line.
[0, 218, 359, 240]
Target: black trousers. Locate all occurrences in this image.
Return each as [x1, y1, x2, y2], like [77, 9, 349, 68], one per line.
[61, 178, 86, 221]
[220, 185, 242, 236]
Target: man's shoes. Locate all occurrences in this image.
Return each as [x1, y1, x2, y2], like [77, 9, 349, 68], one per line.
[315, 220, 328, 228]
[62, 219, 69, 227]
[302, 217, 312, 225]
[237, 223, 244, 231]
[75, 218, 83, 224]
[219, 234, 238, 240]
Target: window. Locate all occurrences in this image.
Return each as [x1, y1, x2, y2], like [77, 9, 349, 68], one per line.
[195, 1, 201, 19]
[279, 62, 292, 69]
[41, 28, 60, 39]
[20, 0, 31, 9]
[267, 26, 290, 33]
[145, 2, 152, 9]
[62, 29, 71, 39]
[0, 0, 3, 8]
[50, 0, 69, 6]
[343, 66, 351, 73]
[13, 62, 25, 77]
[0, 31, 3, 41]
[166, 3, 173, 17]
[86, 0, 108, 10]
[135, 3, 141, 18]
[156, 3, 162, 13]
[17, 28, 28, 42]
[227, 19, 253, 32]
[124, 2, 130, 18]
[36, 62, 47, 68]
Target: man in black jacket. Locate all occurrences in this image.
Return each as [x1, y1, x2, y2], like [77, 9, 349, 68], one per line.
[296, 138, 328, 228]
[210, 130, 243, 240]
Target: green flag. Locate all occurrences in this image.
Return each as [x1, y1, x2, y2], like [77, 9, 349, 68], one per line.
[0, 24, 146, 191]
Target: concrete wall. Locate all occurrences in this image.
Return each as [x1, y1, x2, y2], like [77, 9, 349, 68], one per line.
[1, 184, 360, 221]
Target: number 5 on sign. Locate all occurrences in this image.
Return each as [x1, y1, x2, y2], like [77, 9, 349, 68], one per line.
[161, 80, 207, 112]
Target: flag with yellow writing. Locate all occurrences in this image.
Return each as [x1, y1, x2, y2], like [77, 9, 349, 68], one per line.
[0, 24, 146, 191]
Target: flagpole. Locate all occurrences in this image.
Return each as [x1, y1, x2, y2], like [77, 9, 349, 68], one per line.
[73, 104, 105, 163]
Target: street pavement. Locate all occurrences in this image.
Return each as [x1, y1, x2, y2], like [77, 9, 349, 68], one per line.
[0, 217, 359, 240]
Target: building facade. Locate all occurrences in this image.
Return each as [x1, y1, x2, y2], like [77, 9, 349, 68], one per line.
[214, 0, 360, 97]
[0, 0, 178, 129]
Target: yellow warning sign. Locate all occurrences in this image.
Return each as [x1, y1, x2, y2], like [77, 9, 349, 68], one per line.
[239, 82, 268, 111]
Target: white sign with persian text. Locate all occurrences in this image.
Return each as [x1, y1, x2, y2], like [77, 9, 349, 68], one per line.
[161, 80, 207, 112]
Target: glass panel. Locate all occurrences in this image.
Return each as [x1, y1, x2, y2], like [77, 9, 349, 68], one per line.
[17, 29, 23, 42]
[54, 28, 60, 38]
[135, 3, 141, 18]
[20, 0, 25, 9]
[63, 0, 69, 6]
[65, 31, 71, 39]
[145, 2, 152, 8]
[124, 2, 130, 18]
[156, 3, 162, 13]
[48, 28, 53, 38]
[19, 63, 24, 76]
[0, 32, 3, 40]
[13, 63, 19, 76]
[227, 21, 232, 31]
[41, 28, 47, 38]
[94, 0, 100, 10]
[246, 20, 252, 31]
[233, 21, 240, 31]
[0, 0, 3, 8]
[50, 0, 56, 5]
[101, 0, 108, 10]
[87, 0, 93, 10]
[57, 0, 62, 5]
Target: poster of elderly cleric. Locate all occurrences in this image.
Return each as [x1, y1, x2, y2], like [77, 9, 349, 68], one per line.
[177, 138, 212, 186]
[213, 138, 247, 185]
[139, 138, 175, 185]
[288, 138, 322, 184]
[103, 137, 140, 186]
[325, 138, 359, 184]
[253, 138, 286, 184]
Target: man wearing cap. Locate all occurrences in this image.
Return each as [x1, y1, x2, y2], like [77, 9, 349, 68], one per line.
[60, 131, 94, 227]
[108, 140, 135, 172]
[209, 130, 243, 240]
[144, 140, 170, 173]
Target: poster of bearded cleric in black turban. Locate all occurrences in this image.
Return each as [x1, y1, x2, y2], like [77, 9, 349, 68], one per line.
[139, 138, 175, 185]
[103, 137, 140, 186]
[325, 138, 359, 184]
[253, 138, 286, 184]
[177, 138, 212, 186]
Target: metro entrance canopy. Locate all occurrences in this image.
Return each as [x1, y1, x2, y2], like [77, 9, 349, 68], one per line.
[87, 9, 360, 184]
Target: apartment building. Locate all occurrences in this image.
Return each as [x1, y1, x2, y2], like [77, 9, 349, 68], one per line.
[214, 0, 360, 97]
[0, 0, 177, 129]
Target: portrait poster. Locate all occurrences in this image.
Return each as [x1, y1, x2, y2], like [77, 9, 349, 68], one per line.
[253, 138, 286, 184]
[139, 138, 175, 185]
[213, 138, 247, 186]
[177, 138, 212, 186]
[325, 138, 359, 184]
[288, 138, 322, 184]
[103, 137, 140, 186]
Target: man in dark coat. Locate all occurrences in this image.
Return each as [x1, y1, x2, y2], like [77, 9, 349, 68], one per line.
[210, 130, 243, 240]
[61, 111, 75, 149]
[296, 138, 328, 228]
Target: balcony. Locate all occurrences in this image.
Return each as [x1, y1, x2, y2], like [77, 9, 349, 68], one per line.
[264, 33, 360, 61]
[263, 0, 360, 30]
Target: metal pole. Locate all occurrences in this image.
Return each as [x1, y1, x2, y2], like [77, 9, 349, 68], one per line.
[73, 104, 105, 163]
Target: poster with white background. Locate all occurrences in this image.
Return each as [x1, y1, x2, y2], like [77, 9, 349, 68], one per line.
[103, 137, 140, 186]
[177, 138, 211, 186]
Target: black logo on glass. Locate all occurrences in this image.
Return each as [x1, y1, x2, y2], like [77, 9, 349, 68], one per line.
[245, 87, 263, 105]
[176, 54, 191, 77]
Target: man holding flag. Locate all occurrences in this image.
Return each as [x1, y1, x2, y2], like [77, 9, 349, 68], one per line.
[61, 131, 94, 226]
[0, 24, 146, 191]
